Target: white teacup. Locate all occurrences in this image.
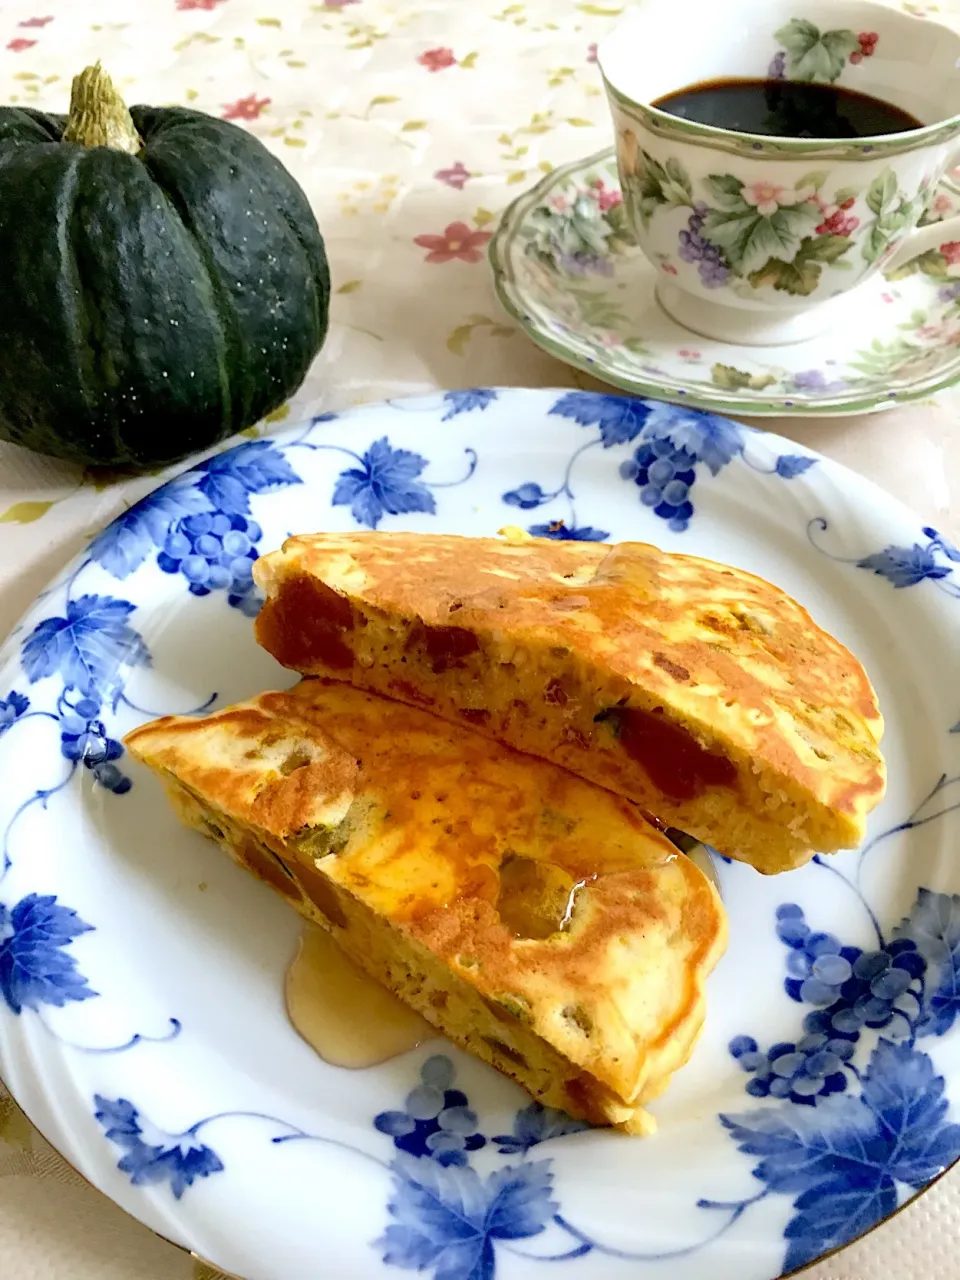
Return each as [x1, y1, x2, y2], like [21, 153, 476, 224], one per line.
[599, 0, 960, 345]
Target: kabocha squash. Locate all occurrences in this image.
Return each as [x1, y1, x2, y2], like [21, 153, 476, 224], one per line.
[0, 64, 330, 471]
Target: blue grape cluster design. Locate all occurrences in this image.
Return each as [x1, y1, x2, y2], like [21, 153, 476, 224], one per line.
[730, 1031, 854, 1104]
[157, 512, 263, 617]
[374, 1055, 486, 1167]
[768, 50, 787, 79]
[88, 439, 302, 616]
[678, 202, 731, 289]
[619, 437, 697, 533]
[730, 903, 926, 1105]
[59, 696, 130, 795]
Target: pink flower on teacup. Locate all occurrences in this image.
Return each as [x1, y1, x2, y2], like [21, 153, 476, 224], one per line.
[742, 181, 788, 216]
[928, 192, 956, 222]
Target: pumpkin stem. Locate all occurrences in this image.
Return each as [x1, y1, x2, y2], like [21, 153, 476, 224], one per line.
[62, 62, 141, 154]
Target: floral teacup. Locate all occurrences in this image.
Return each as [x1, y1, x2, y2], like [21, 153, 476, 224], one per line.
[599, 0, 960, 344]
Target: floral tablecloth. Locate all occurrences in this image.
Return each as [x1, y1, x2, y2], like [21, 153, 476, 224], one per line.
[1, 0, 959, 1277]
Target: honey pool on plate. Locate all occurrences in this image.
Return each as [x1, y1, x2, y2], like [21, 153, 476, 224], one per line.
[286, 925, 432, 1069]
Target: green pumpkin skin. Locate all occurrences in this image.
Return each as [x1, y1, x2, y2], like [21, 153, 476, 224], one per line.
[0, 105, 330, 470]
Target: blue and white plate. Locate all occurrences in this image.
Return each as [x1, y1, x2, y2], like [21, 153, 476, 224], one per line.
[0, 388, 958, 1280]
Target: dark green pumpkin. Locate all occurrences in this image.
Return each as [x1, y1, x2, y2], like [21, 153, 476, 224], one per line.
[0, 64, 330, 471]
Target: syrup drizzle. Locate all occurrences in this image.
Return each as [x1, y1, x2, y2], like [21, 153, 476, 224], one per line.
[285, 925, 432, 1069]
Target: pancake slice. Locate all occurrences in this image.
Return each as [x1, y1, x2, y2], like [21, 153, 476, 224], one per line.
[252, 530, 886, 874]
[124, 679, 727, 1135]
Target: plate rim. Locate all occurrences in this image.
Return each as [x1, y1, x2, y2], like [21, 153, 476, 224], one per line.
[0, 386, 957, 1280]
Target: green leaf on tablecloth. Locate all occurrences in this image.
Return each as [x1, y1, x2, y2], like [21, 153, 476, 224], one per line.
[474, 209, 497, 228]
[566, 118, 595, 127]
[256, 16, 281, 25]
[0, 500, 55, 524]
[460, 51, 479, 68]
[173, 31, 219, 51]
[506, 170, 528, 184]
[446, 315, 514, 355]
[576, 3, 624, 13]
[402, 120, 427, 131]
[447, 323, 477, 356]
[337, 279, 364, 293]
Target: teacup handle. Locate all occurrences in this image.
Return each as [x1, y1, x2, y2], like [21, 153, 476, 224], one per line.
[884, 149, 960, 275]
[884, 213, 960, 274]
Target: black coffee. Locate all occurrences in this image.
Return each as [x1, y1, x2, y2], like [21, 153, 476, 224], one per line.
[652, 78, 923, 139]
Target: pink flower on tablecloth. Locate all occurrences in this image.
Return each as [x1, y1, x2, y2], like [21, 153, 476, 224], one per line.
[221, 94, 271, 121]
[661, 263, 678, 275]
[6, 38, 36, 52]
[18, 16, 53, 27]
[321, 0, 360, 6]
[434, 161, 472, 190]
[418, 47, 456, 72]
[940, 241, 960, 265]
[587, 42, 598, 63]
[176, 0, 228, 11]
[414, 221, 492, 264]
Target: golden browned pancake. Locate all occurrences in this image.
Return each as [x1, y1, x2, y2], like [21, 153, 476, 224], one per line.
[252, 530, 885, 874]
[124, 679, 727, 1134]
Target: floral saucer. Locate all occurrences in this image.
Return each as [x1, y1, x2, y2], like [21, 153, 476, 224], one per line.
[0, 389, 959, 1280]
[489, 149, 960, 417]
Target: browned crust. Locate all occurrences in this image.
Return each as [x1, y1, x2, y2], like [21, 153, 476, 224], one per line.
[124, 679, 727, 1110]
